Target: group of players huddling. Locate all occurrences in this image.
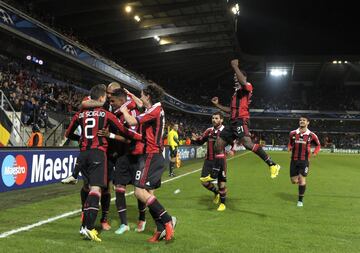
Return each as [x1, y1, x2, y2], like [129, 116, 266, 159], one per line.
[62, 59, 321, 243]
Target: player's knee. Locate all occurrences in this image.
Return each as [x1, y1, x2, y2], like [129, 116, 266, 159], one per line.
[291, 179, 298, 184]
[115, 186, 126, 194]
[90, 186, 101, 195]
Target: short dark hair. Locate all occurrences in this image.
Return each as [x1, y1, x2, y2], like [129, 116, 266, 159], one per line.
[112, 88, 127, 98]
[300, 115, 310, 121]
[212, 111, 224, 119]
[142, 83, 165, 104]
[90, 84, 106, 100]
[241, 70, 247, 77]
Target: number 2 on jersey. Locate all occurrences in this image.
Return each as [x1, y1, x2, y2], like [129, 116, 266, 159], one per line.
[84, 118, 96, 139]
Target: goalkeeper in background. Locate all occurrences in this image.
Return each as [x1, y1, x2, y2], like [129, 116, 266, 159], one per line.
[168, 123, 179, 177]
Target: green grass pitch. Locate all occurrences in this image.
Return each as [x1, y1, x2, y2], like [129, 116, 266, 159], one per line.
[0, 151, 359, 253]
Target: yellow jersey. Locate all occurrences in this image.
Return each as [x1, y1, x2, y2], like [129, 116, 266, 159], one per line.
[168, 129, 179, 149]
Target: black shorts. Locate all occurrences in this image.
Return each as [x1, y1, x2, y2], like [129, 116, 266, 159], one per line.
[134, 153, 165, 190]
[220, 118, 251, 145]
[290, 160, 310, 177]
[201, 160, 227, 182]
[77, 149, 108, 188]
[170, 146, 178, 158]
[113, 154, 139, 186]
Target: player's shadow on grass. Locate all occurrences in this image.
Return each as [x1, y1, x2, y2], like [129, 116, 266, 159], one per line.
[197, 196, 268, 218]
[275, 192, 296, 202]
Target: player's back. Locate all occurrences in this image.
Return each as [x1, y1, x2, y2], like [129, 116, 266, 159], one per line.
[77, 107, 110, 152]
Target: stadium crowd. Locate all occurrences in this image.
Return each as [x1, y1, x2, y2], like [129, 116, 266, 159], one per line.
[0, 53, 87, 128]
[160, 77, 360, 111]
[1, 54, 359, 148]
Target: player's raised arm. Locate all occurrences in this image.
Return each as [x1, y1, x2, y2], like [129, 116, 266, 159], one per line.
[107, 112, 142, 140]
[231, 59, 247, 86]
[120, 105, 138, 126]
[80, 99, 105, 110]
[211, 97, 231, 113]
[124, 88, 144, 109]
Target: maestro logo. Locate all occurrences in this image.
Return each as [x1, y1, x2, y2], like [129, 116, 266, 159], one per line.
[1, 155, 28, 187]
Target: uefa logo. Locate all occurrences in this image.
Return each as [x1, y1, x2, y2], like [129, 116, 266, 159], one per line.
[0, 8, 14, 25]
[62, 44, 78, 56]
[1, 155, 28, 187]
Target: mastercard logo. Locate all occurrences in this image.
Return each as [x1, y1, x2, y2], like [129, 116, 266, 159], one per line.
[1, 155, 28, 187]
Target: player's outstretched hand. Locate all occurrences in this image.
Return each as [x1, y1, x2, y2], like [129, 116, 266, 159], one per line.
[98, 128, 110, 138]
[231, 59, 239, 68]
[191, 133, 199, 140]
[211, 97, 219, 105]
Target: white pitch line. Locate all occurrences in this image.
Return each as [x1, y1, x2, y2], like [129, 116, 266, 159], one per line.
[0, 152, 250, 238]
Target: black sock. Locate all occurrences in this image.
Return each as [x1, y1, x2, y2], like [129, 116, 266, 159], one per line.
[149, 207, 164, 232]
[219, 187, 227, 204]
[251, 144, 275, 166]
[115, 188, 127, 225]
[80, 187, 89, 211]
[146, 196, 171, 224]
[169, 162, 174, 174]
[84, 192, 100, 230]
[298, 185, 306, 202]
[138, 199, 146, 221]
[202, 182, 219, 195]
[100, 188, 111, 222]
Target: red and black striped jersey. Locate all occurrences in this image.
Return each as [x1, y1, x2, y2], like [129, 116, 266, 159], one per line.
[65, 107, 142, 152]
[192, 125, 225, 160]
[135, 102, 165, 154]
[231, 74, 253, 120]
[113, 99, 144, 155]
[288, 128, 321, 161]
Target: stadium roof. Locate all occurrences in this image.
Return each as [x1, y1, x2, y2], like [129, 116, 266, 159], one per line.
[10, 0, 360, 85]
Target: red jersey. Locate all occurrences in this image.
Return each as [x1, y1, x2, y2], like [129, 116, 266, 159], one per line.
[193, 125, 225, 160]
[231, 74, 253, 120]
[136, 102, 165, 154]
[113, 99, 144, 155]
[65, 107, 142, 152]
[288, 128, 321, 161]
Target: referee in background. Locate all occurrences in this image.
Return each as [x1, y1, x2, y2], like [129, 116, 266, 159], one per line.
[168, 123, 179, 177]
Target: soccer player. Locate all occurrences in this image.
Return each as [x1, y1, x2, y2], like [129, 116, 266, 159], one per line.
[191, 111, 227, 211]
[65, 84, 142, 242]
[120, 83, 176, 243]
[98, 88, 147, 234]
[210, 59, 281, 181]
[288, 116, 321, 207]
[167, 123, 179, 177]
[62, 83, 121, 230]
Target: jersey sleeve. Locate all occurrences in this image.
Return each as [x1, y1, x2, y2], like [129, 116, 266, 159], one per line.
[311, 132, 321, 155]
[125, 100, 137, 111]
[136, 107, 159, 125]
[288, 131, 294, 151]
[65, 112, 80, 141]
[242, 82, 253, 92]
[192, 128, 210, 145]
